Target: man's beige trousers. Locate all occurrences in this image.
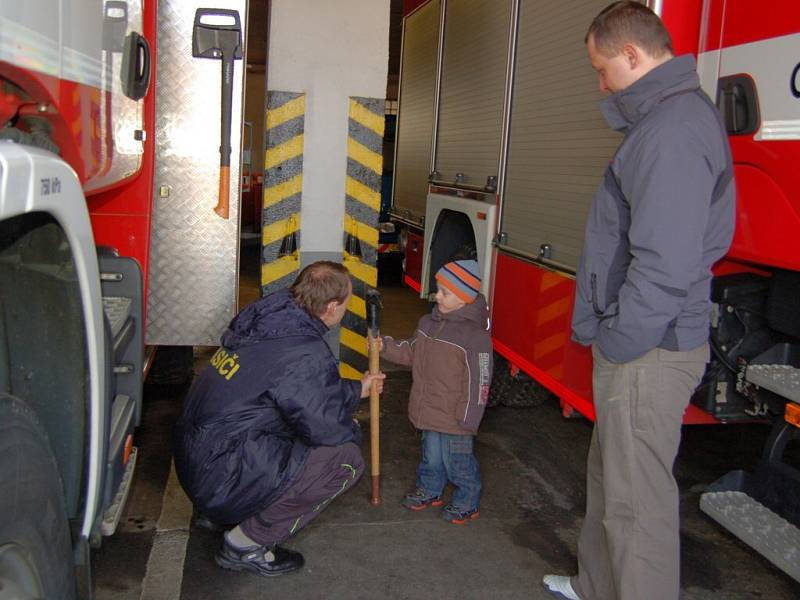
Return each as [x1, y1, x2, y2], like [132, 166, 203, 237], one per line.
[572, 344, 708, 600]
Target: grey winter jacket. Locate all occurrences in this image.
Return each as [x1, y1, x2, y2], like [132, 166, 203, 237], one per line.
[381, 295, 493, 435]
[572, 54, 735, 364]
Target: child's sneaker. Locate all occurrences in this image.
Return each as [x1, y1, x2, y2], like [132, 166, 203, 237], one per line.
[402, 489, 444, 511]
[441, 504, 479, 524]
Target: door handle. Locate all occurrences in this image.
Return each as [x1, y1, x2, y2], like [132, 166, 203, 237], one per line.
[717, 75, 759, 135]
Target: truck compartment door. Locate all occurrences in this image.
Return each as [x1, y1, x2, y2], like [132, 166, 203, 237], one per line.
[393, 0, 441, 225]
[498, 0, 621, 271]
[146, 0, 247, 345]
[432, 0, 513, 190]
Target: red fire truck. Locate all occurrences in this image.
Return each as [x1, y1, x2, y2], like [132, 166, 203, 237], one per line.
[392, 0, 800, 580]
[0, 0, 247, 596]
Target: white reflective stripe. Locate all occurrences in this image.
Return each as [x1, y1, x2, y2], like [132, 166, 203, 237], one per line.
[696, 49, 721, 100]
[718, 33, 800, 139]
[0, 16, 60, 77]
[63, 46, 106, 91]
[0, 15, 106, 91]
[755, 119, 800, 141]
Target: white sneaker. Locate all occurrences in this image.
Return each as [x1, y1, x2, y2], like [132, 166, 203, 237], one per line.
[542, 574, 579, 600]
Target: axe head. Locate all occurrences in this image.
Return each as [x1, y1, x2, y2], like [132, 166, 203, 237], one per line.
[192, 8, 243, 60]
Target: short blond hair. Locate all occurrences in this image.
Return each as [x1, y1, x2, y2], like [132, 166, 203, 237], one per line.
[587, 1, 673, 58]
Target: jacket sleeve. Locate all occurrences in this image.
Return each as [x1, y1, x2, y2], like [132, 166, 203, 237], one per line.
[456, 336, 494, 433]
[274, 344, 362, 447]
[380, 333, 417, 367]
[598, 121, 720, 363]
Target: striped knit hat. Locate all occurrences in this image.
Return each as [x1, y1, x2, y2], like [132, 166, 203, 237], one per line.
[435, 259, 481, 303]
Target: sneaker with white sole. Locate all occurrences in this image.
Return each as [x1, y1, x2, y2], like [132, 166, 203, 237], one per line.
[542, 574, 579, 600]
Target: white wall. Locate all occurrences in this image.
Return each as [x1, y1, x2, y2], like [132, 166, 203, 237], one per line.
[267, 0, 390, 256]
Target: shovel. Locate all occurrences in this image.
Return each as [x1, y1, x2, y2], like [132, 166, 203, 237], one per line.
[192, 8, 243, 219]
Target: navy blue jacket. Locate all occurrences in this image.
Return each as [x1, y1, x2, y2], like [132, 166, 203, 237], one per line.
[572, 55, 735, 363]
[173, 290, 362, 524]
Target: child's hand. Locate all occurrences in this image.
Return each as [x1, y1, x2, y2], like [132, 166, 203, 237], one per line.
[360, 371, 386, 398]
[369, 335, 384, 353]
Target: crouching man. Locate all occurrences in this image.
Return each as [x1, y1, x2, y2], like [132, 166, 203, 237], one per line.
[174, 261, 385, 577]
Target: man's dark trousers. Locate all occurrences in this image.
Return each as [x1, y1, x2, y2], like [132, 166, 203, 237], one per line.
[240, 442, 364, 545]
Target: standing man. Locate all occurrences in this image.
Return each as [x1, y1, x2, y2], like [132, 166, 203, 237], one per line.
[543, 3, 735, 600]
[174, 261, 384, 577]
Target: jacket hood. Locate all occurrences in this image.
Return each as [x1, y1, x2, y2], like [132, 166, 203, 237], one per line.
[432, 293, 490, 330]
[221, 289, 328, 350]
[601, 54, 699, 132]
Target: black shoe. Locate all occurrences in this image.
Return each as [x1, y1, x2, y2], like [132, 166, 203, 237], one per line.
[193, 512, 226, 532]
[215, 539, 305, 577]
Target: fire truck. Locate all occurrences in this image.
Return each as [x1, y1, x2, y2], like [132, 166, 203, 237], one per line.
[392, 0, 800, 581]
[0, 0, 391, 593]
[0, 0, 249, 596]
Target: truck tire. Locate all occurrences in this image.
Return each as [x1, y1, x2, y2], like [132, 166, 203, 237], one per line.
[487, 353, 511, 407]
[0, 394, 77, 600]
[503, 372, 552, 408]
[146, 345, 194, 386]
[489, 354, 554, 408]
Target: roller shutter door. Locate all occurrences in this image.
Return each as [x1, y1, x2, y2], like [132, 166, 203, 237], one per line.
[434, 0, 512, 188]
[393, 0, 441, 222]
[500, 0, 630, 270]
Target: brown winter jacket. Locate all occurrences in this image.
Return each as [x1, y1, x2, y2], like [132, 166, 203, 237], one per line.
[381, 294, 493, 435]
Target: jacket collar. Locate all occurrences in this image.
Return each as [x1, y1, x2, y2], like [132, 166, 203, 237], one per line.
[600, 54, 700, 133]
[222, 289, 328, 349]
[432, 294, 490, 329]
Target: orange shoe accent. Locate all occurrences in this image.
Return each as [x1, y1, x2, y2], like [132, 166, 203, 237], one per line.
[409, 499, 444, 512]
[449, 510, 480, 525]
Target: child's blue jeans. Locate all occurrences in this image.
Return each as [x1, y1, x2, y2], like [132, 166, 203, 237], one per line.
[417, 430, 481, 512]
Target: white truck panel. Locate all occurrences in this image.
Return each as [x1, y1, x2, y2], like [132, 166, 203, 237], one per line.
[0, 142, 106, 539]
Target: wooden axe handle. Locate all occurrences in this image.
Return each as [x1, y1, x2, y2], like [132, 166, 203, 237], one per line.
[214, 166, 230, 219]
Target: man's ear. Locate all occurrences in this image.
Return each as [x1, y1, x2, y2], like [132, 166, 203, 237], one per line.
[621, 43, 640, 70]
[321, 300, 338, 320]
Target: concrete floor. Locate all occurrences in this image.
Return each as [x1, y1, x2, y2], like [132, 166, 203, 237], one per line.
[92, 248, 800, 599]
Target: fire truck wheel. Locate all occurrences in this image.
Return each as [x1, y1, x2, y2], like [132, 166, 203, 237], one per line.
[0, 394, 77, 600]
[146, 345, 195, 386]
[503, 375, 551, 408]
[490, 358, 553, 409]
[487, 353, 510, 407]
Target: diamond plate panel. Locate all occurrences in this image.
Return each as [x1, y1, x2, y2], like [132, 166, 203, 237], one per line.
[146, 0, 247, 346]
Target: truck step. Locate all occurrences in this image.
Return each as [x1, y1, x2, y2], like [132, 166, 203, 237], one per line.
[102, 295, 133, 340]
[746, 364, 800, 403]
[101, 445, 137, 537]
[700, 490, 800, 582]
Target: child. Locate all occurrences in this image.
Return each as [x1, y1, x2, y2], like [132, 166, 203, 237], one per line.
[380, 259, 493, 524]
